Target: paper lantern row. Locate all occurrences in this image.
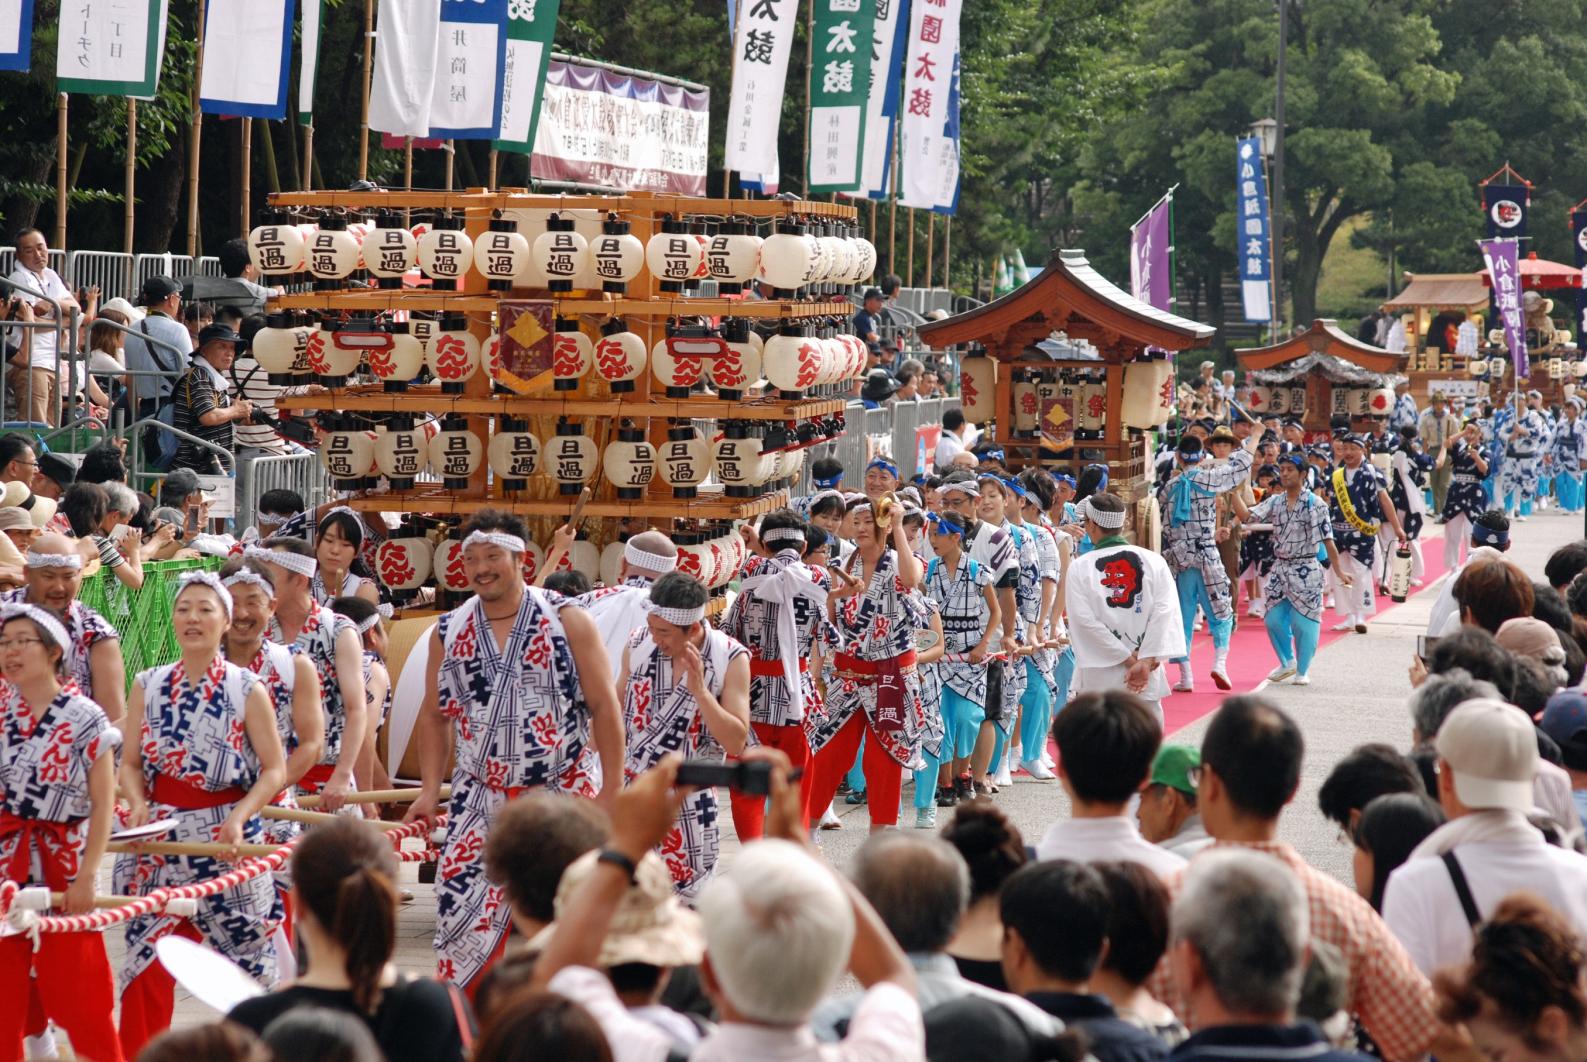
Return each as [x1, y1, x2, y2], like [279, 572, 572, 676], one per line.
[1471, 356, 1586, 380]
[1326, 387, 1395, 417]
[1002, 368, 1112, 439]
[1240, 386, 1310, 415]
[322, 420, 807, 499]
[378, 527, 747, 594]
[247, 212, 878, 295]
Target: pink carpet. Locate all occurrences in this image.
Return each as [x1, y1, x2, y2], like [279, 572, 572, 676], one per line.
[1162, 528, 1454, 737]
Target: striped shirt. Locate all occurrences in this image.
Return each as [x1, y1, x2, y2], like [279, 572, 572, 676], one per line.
[171, 358, 237, 472]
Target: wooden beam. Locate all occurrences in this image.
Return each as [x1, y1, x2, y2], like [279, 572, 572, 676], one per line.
[275, 390, 845, 422]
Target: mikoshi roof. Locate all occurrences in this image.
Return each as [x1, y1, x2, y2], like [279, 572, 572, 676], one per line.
[1236, 318, 1407, 376]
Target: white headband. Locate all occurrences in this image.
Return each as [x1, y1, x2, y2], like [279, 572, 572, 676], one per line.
[245, 545, 318, 577]
[0, 603, 71, 658]
[1081, 498, 1126, 530]
[851, 501, 873, 516]
[643, 598, 705, 626]
[175, 570, 234, 620]
[624, 539, 678, 574]
[462, 530, 527, 554]
[354, 612, 381, 634]
[762, 528, 806, 546]
[939, 481, 981, 498]
[222, 569, 275, 599]
[25, 551, 82, 570]
[810, 489, 845, 508]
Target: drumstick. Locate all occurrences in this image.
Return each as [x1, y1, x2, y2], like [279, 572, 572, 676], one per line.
[568, 487, 592, 529]
[106, 840, 280, 858]
[259, 805, 410, 830]
[296, 786, 450, 809]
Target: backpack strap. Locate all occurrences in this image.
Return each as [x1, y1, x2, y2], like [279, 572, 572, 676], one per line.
[1441, 851, 1482, 927]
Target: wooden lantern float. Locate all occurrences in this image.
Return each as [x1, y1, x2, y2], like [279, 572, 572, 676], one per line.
[1236, 319, 1409, 439]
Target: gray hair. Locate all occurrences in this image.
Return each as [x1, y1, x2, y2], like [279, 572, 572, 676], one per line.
[1409, 668, 1502, 743]
[1172, 849, 1309, 1018]
[849, 832, 969, 954]
[103, 481, 139, 517]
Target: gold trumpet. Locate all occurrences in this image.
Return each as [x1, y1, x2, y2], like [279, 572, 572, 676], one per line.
[875, 491, 900, 531]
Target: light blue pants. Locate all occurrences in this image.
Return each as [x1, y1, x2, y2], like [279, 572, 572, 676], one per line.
[988, 725, 1010, 776]
[1053, 647, 1075, 712]
[1264, 600, 1320, 676]
[1018, 658, 1054, 763]
[1175, 567, 1233, 665]
[914, 687, 985, 807]
[1558, 473, 1585, 513]
[847, 741, 866, 795]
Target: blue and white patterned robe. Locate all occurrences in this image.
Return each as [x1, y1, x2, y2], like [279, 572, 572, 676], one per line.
[1246, 491, 1334, 622]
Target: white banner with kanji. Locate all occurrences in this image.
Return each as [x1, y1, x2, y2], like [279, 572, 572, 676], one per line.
[896, 0, 959, 208]
[849, 0, 907, 197]
[56, 0, 169, 98]
[198, 0, 296, 118]
[724, 0, 798, 177]
[367, 0, 442, 136]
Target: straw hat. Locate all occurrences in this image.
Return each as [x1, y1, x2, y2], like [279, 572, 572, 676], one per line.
[526, 849, 704, 968]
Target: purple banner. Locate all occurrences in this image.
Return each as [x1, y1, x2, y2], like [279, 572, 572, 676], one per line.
[1481, 238, 1529, 380]
[1130, 196, 1172, 311]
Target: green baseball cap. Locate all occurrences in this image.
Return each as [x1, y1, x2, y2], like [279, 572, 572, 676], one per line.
[1150, 745, 1201, 795]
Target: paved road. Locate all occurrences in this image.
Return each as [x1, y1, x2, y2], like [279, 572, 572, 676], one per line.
[132, 508, 1578, 1033]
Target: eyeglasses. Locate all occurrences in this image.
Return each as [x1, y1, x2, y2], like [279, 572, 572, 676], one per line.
[0, 637, 44, 651]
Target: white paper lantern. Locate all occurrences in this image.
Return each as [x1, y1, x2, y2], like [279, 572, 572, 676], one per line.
[248, 217, 307, 278]
[373, 418, 429, 490]
[600, 540, 626, 586]
[1120, 360, 1175, 429]
[1245, 386, 1271, 413]
[1013, 372, 1039, 436]
[487, 417, 541, 491]
[1367, 388, 1394, 416]
[674, 540, 705, 583]
[317, 322, 379, 387]
[252, 312, 300, 384]
[364, 212, 416, 287]
[594, 322, 646, 393]
[562, 540, 599, 579]
[711, 320, 762, 399]
[849, 237, 878, 284]
[706, 223, 762, 291]
[438, 539, 471, 593]
[1347, 388, 1371, 416]
[473, 218, 530, 291]
[416, 218, 473, 283]
[548, 423, 599, 495]
[644, 221, 705, 293]
[960, 352, 996, 424]
[306, 217, 361, 282]
[764, 327, 824, 397]
[589, 217, 645, 294]
[714, 427, 767, 498]
[427, 418, 483, 490]
[603, 429, 657, 500]
[659, 424, 712, 498]
[651, 334, 708, 397]
[531, 214, 589, 293]
[367, 322, 425, 393]
[1268, 385, 1291, 414]
[553, 319, 594, 392]
[426, 316, 481, 394]
[320, 424, 376, 487]
[758, 223, 814, 292]
[375, 537, 433, 591]
[1289, 387, 1307, 412]
[1490, 357, 1509, 379]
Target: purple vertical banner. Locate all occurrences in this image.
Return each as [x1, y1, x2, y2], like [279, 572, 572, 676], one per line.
[1130, 196, 1172, 311]
[1571, 208, 1587, 342]
[1481, 238, 1529, 380]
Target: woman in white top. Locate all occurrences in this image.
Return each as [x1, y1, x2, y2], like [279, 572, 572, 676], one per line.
[311, 510, 379, 606]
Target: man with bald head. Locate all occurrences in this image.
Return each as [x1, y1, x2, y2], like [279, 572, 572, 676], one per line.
[4, 532, 126, 721]
[570, 527, 682, 669]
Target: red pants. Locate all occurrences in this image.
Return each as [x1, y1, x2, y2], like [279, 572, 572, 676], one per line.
[0, 930, 123, 1062]
[729, 722, 811, 840]
[803, 713, 903, 829]
[118, 921, 202, 1058]
[462, 928, 511, 1004]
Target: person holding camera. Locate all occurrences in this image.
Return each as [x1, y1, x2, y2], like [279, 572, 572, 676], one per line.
[171, 323, 253, 474]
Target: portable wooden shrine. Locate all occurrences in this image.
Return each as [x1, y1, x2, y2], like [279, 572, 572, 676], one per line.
[1235, 319, 1406, 438]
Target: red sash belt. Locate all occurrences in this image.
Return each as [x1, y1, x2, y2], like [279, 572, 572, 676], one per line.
[297, 763, 336, 791]
[152, 774, 248, 809]
[0, 811, 73, 891]
[749, 657, 810, 678]
[833, 650, 917, 681]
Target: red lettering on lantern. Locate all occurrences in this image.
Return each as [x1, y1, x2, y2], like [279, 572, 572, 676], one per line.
[595, 336, 634, 380]
[713, 347, 747, 388]
[305, 330, 329, 375]
[367, 343, 394, 378]
[553, 334, 586, 378]
[432, 335, 472, 380]
[795, 341, 822, 388]
[378, 544, 415, 586]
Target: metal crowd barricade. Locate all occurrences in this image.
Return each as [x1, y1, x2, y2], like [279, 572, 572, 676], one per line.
[64, 250, 136, 302]
[235, 451, 332, 534]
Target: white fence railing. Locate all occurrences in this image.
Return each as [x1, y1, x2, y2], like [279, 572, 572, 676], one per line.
[0, 247, 222, 302]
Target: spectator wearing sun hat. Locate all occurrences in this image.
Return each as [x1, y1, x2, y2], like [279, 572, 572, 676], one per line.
[1138, 745, 1212, 859]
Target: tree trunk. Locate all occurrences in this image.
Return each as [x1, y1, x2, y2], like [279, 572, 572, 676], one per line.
[139, 127, 187, 252]
[258, 119, 280, 194]
[1290, 202, 1359, 328]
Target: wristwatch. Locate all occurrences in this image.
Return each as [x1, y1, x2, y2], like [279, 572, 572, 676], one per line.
[597, 848, 639, 883]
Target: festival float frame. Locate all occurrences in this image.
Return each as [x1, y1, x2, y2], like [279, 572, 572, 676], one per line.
[1235, 319, 1406, 442]
[1380, 271, 1488, 406]
[1476, 253, 1585, 406]
[915, 248, 1216, 542]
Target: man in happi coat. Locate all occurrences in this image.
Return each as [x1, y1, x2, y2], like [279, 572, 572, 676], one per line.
[407, 509, 625, 993]
[1551, 397, 1587, 513]
[570, 529, 680, 669]
[1500, 390, 1551, 519]
[1064, 493, 1185, 723]
[1324, 434, 1407, 634]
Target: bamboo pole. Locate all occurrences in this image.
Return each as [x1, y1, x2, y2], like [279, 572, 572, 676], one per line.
[296, 786, 449, 808]
[107, 840, 280, 858]
[801, 0, 814, 195]
[906, 207, 915, 285]
[259, 805, 410, 829]
[942, 215, 951, 289]
[403, 137, 413, 227]
[488, 148, 498, 190]
[239, 117, 252, 238]
[185, 0, 208, 258]
[54, 94, 67, 249]
[302, 124, 314, 190]
[358, 0, 373, 181]
[123, 100, 137, 254]
[924, 212, 934, 288]
[445, 141, 455, 191]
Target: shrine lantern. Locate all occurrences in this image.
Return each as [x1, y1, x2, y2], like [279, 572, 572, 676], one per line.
[711, 319, 762, 401]
[416, 215, 473, 284]
[520, 541, 547, 584]
[364, 211, 416, 288]
[248, 212, 307, 278]
[1288, 387, 1307, 413]
[589, 216, 645, 294]
[1268, 386, 1291, 414]
[1121, 360, 1175, 429]
[1012, 371, 1039, 437]
[659, 423, 712, 498]
[566, 539, 599, 580]
[373, 416, 428, 490]
[1367, 388, 1394, 416]
[553, 318, 594, 392]
[487, 416, 542, 492]
[849, 236, 878, 284]
[473, 217, 530, 291]
[548, 421, 599, 495]
[426, 314, 481, 394]
[594, 319, 646, 393]
[318, 319, 385, 387]
[758, 221, 814, 294]
[1575, 359, 1587, 379]
[251, 312, 300, 386]
[644, 218, 704, 294]
[1550, 357, 1565, 379]
[369, 322, 425, 392]
[533, 213, 589, 293]
[1489, 357, 1509, 379]
[764, 323, 827, 399]
[375, 537, 433, 591]
[427, 417, 483, 490]
[1348, 388, 1372, 416]
[320, 418, 376, 489]
[651, 329, 710, 398]
[306, 216, 360, 285]
[438, 538, 470, 593]
[603, 428, 656, 500]
[600, 540, 625, 586]
[1076, 377, 1106, 439]
[706, 220, 762, 293]
[1245, 387, 1271, 414]
[714, 423, 767, 498]
[304, 321, 335, 380]
[959, 351, 996, 424]
[1330, 386, 1352, 417]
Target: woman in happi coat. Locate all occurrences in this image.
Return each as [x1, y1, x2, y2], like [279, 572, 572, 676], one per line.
[0, 603, 123, 1062]
[1439, 418, 1492, 570]
[619, 572, 749, 898]
[802, 496, 937, 832]
[116, 572, 287, 1055]
[309, 509, 379, 606]
[219, 556, 324, 850]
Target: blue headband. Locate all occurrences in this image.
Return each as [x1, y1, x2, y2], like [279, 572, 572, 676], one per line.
[813, 473, 843, 488]
[1054, 474, 1076, 488]
[979, 449, 1005, 464]
[1472, 522, 1510, 547]
[866, 458, 899, 478]
[1278, 452, 1307, 470]
[927, 511, 964, 536]
[1001, 476, 1029, 500]
[1179, 449, 1205, 464]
